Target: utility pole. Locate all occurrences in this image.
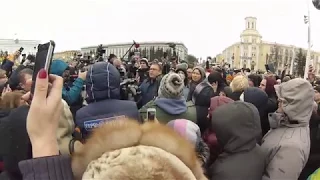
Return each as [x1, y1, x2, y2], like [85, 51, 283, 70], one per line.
[303, 0, 312, 79]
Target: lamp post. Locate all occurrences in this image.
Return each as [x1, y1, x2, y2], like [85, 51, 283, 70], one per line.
[303, 0, 312, 79]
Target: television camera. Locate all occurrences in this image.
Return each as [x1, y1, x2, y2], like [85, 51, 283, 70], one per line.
[120, 78, 141, 102]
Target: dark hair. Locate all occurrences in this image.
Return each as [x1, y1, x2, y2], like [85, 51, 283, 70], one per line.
[208, 71, 224, 86]
[18, 68, 33, 84]
[26, 54, 35, 62]
[175, 68, 188, 86]
[248, 74, 262, 87]
[265, 76, 277, 97]
[108, 54, 117, 61]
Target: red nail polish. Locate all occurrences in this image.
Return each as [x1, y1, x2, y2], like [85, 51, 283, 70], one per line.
[38, 69, 47, 79]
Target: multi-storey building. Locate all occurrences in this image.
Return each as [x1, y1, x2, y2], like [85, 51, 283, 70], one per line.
[216, 17, 320, 74]
[81, 41, 188, 61]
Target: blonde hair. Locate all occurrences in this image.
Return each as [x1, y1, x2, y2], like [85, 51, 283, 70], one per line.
[230, 75, 249, 92]
[0, 91, 24, 109]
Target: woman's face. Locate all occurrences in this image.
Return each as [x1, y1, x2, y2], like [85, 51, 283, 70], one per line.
[192, 69, 202, 82]
[259, 79, 267, 91]
[177, 71, 186, 80]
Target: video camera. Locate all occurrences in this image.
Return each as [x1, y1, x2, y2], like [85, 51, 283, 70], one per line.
[120, 78, 141, 102]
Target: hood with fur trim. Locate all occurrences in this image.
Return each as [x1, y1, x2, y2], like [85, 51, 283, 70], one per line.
[71, 119, 207, 180]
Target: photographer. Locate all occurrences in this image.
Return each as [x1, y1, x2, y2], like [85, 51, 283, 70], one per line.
[136, 58, 149, 84]
[50, 59, 86, 112]
[127, 52, 139, 78]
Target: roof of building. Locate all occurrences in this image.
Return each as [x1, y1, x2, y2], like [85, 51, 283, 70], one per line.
[81, 41, 187, 49]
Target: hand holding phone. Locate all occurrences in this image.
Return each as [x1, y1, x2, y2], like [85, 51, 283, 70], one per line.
[31, 41, 55, 96]
[147, 108, 156, 121]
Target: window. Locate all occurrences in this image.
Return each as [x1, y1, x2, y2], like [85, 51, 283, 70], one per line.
[247, 22, 250, 29]
[252, 22, 254, 29]
[252, 46, 256, 50]
[252, 53, 256, 57]
[252, 38, 256, 43]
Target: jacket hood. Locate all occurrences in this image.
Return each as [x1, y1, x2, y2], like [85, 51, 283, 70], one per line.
[240, 87, 268, 110]
[193, 66, 206, 82]
[86, 62, 121, 103]
[71, 119, 206, 180]
[274, 78, 314, 126]
[154, 97, 187, 115]
[211, 101, 261, 153]
[50, 59, 69, 76]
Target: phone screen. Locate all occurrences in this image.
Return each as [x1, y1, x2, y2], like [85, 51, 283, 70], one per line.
[31, 41, 55, 95]
[147, 110, 156, 121]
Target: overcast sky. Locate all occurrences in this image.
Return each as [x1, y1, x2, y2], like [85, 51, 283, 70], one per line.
[1, 0, 320, 58]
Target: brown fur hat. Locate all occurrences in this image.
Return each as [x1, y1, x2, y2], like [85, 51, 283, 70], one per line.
[72, 119, 207, 180]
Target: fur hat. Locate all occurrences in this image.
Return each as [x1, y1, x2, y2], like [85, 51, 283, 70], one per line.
[82, 145, 196, 180]
[158, 73, 184, 99]
[71, 119, 207, 180]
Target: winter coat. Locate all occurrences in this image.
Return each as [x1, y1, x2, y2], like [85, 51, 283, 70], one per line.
[261, 78, 313, 180]
[76, 62, 140, 139]
[50, 59, 84, 106]
[139, 99, 197, 124]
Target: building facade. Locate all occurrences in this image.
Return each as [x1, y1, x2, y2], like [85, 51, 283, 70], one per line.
[216, 17, 320, 74]
[81, 41, 188, 61]
[53, 50, 81, 62]
[0, 39, 40, 55]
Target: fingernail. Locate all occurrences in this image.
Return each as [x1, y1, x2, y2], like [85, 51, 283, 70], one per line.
[38, 69, 47, 79]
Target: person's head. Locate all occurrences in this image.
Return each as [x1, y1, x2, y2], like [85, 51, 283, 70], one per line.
[149, 63, 162, 79]
[0, 91, 26, 109]
[192, 67, 205, 83]
[212, 67, 223, 77]
[314, 86, 320, 103]
[259, 76, 277, 97]
[175, 68, 188, 86]
[158, 73, 184, 99]
[208, 71, 224, 89]
[209, 96, 234, 119]
[18, 68, 33, 92]
[113, 59, 122, 68]
[140, 58, 148, 69]
[274, 78, 314, 125]
[230, 75, 249, 93]
[86, 62, 121, 103]
[282, 76, 291, 83]
[211, 101, 261, 153]
[108, 54, 117, 64]
[187, 68, 193, 80]
[0, 69, 8, 85]
[248, 74, 262, 87]
[50, 59, 69, 81]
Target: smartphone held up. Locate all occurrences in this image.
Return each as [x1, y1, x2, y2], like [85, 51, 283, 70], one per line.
[31, 40, 55, 96]
[147, 108, 156, 121]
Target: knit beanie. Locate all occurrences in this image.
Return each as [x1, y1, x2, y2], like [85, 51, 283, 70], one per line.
[176, 63, 188, 71]
[167, 119, 200, 145]
[158, 73, 184, 99]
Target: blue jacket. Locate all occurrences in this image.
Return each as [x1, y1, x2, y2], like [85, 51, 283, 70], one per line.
[50, 59, 84, 105]
[139, 77, 161, 107]
[75, 62, 140, 138]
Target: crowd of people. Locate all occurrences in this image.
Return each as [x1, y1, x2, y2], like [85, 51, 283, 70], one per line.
[0, 49, 319, 180]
